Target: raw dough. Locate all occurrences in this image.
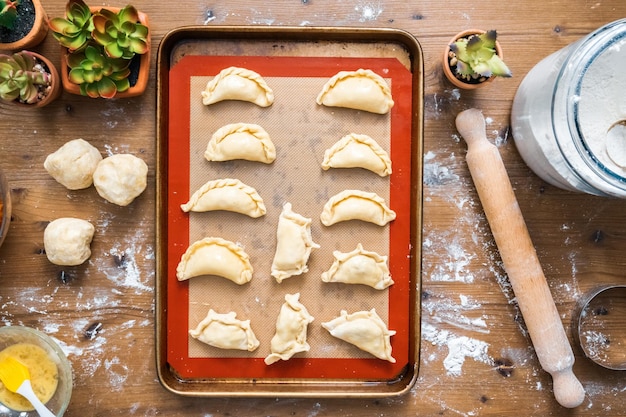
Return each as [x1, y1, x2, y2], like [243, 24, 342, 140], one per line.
[93, 154, 148, 206]
[205, 123, 276, 164]
[201, 66, 274, 107]
[321, 243, 393, 290]
[189, 309, 260, 351]
[265, 293, 314, 365]
[316, 69, 394, 114]
[44, 138, 102, 190]
[43, 217, 95, 266]
[271, 203, 320, 283]
[320, 189, 396, 226]
[181, 178, 266, 218]
[321, 133, 392, 176]
[176, 237, 253, 284]
[322, 309, 396, 363]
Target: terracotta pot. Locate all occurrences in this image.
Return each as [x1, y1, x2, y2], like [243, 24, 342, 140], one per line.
[7, 51, 61, 108]
[0, 0, 49, 52]
[60, 7, 150, 98]
[442, 29, 504, 90]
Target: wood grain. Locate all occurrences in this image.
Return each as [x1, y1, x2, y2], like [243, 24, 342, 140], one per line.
[0, 0, 624, 415]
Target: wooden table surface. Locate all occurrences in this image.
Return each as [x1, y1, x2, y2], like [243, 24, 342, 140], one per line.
[1, 0, 625, 415]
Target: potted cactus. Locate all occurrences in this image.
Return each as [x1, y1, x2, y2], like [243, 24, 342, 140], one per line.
[0, 0, 48, 51]
[443, 29, 512, 89]
[49, 0, 150, 98]
[0, 50, 61, 107]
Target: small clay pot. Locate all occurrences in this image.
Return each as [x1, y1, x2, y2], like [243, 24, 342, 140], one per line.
[442, 29, 504, 90]
[61, 7, 150, 98]
[6, 51, 61, 108]
[0, 0, 49, 52]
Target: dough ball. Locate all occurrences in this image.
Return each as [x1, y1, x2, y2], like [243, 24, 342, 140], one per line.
[44, 138, 103, 190]
[44, 218, 95, 266]
[93, 154, 148, 206]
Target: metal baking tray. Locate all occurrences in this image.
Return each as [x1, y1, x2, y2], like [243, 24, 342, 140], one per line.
[156, 26, 423, 398]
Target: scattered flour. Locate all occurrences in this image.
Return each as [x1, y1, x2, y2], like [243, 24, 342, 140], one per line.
[421, 144, 510, 379]
[422, 295, 490, 334]
[104, 356, 130, 392]
[423, 151, 460, 187]
[98, 228, 154, 294]
[423, 237, 476, 283]
[246, 8, 276, 25]
[354, 1, 383, 22]
[421, 322, 491, 376]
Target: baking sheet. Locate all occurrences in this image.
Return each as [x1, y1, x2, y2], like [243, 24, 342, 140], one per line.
[156, 26, 423, 398]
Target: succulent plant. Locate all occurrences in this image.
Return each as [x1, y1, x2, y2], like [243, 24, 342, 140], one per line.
[0, 51, 52, 104]
[49, 0, 94, 52]
[449, 30, 512, 80]
[51, 0, 150, 98]
[0, 0, 19, 29]
[67, 45, 131, 98]
[92, 5, 149, 60]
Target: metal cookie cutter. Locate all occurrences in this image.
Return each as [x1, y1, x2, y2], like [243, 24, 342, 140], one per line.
[573, 285, 626, 370]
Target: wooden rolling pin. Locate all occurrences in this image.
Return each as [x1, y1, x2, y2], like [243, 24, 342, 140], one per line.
[455, 108, 585, 408]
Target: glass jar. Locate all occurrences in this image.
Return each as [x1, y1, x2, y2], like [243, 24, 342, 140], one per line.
[511, 19, 626, 197]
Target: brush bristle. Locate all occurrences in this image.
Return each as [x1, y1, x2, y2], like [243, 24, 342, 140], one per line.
[0, 356, 30, 393]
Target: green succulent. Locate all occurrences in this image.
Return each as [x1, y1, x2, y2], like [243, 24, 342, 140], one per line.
[49, 0, 94, 52]
[0, 0, 19, 29]
[51, 0, 150, 98]
[92, 5, 149, 60]
[0, 51, 51, 104]
[449, 30, 512, 80]
[67, 45, 131, 98]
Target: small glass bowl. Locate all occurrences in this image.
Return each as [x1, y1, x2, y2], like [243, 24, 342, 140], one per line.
[0, 326, 73, 416]
[0, 168, 11, 249]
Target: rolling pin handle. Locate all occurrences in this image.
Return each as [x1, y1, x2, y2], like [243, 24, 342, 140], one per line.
[552, 369, 586, 409]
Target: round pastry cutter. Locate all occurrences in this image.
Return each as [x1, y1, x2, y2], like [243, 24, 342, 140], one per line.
[574, 285, 626, 370]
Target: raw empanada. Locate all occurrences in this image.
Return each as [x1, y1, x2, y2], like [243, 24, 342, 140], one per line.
[320, 189, 396, 226]
[176, 237, 253, 284]
[181, 178, 266, 218]
[265, 293, 314, 365]
[316, 69, 394, 114]
[205, 123, 276, 164]
[321, 243, 393, 290]
[201, 66, 274, 107]
[271, 203, 320, 283]
[321, 133, 392, 176]
[189, 309, 260, 352]
[322, 309, 396, 363]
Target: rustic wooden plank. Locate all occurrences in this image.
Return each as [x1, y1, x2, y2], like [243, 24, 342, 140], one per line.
[0, 0, 624, 415]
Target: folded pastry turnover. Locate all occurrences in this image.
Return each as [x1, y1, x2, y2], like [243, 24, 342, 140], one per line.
[265, 293, 315, 365]
[322, 309, 396, 363]
[176, 237, 253, 284]
[321, 243, 393, 290]
[201, 66, 274, 107]
[205, 123, 276, 164]
[322, 133, 392, 176]
[316, 69, 394, 114]
[181, 178, 266, 218]
[189, 309, 260, 352]
[271, 203, 320, 283]
[320, 189, 396, 226]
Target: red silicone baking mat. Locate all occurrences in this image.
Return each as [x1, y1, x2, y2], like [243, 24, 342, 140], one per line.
[156, 26, 423, 398]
